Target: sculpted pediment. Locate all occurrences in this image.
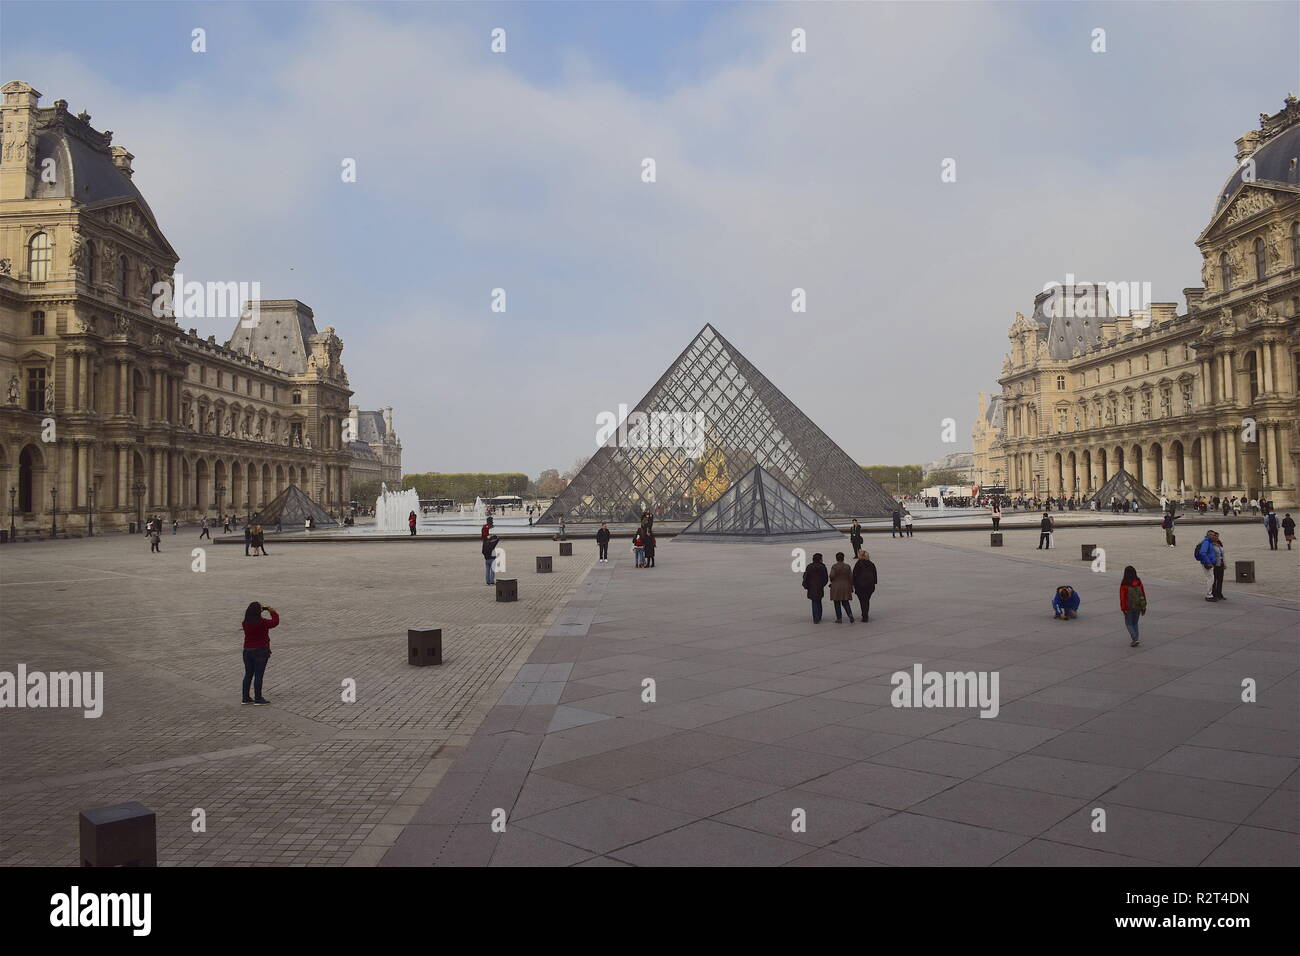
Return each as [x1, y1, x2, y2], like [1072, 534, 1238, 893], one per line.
[85, 200, 175, 258]
[1199, 183, 1299, 242]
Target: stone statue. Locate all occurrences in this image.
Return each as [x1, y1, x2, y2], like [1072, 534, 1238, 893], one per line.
[0, 258, 12, 275]
[1267, 221, 1285, 267]
[69, 229, 83, 273]
[304, 436, 312, 450]
[6, 375, 19, 405]
[45, 380, 55, 411]
[1200, 254, 1214, 291]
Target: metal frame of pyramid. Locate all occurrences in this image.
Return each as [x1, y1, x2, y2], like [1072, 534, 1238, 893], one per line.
[1093, 469, 1161, 509]
[538, 324, 897, 523]
[252, 484, 339, 528]
[677, 465, 843, 543]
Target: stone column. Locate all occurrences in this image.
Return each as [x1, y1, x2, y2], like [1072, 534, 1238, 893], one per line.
[116, 445, 127, 508]
[1225, 429, 1238, 491]
[78, 441, 90, 509]
[1261, 341, 1275, 394]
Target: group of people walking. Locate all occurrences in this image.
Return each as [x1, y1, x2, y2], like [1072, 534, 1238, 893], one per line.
[243, 523, 270, 556]
[800, 550, 878, 623]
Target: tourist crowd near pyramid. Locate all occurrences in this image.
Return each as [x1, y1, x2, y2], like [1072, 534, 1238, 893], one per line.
[540, 325, 896, 524]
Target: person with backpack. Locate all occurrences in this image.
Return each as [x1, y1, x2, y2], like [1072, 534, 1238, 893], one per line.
[1052, 585, 1080, 620]
[1038, 512, 1054, 549]
[1119, 565, 1147, 647]
[1161, 508, 1183, 547]
[1195, 530, 1226, 601]
[801, 553, 829, 623]
[1264, 511, 1280, 551]
[595, 523, 611, 562]
[852, 550, 878, 622]
[241, 601, 278, 705]
[1283, 513, 1296, 551]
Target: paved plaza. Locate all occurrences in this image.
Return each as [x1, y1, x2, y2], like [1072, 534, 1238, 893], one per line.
[1, 521, 1295, 867]
[0, 532, 595, 865]
[380, 523, 1298, 866]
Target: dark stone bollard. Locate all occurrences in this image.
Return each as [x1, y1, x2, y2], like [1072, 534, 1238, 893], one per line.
[990, 532, 1002, 547]
[79, 802, 156, 867]
[128, 522, 137, 535]
[1081, 544, 1096, 561]
[559, 542, 573, 556]
[407, 627, 443, 666]
[536, 555, 552, 573]
[1235, 561, 1255, 583]
[0, 530, 7, 544]
[496, 578, 518, 602]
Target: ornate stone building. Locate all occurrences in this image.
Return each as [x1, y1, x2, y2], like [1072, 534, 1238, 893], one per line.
[970, 391, 1006, 486]
[346, 406, 402, 489]
[988, 96, 1300, 506]
[0, 81, 366, 532]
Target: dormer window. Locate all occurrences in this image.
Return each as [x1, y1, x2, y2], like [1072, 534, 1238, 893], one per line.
[28, 232, 51, 281]
[292, 390, 302, 405]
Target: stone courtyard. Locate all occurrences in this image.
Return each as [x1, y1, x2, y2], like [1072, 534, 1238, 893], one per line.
[2, 521, 1293, 866]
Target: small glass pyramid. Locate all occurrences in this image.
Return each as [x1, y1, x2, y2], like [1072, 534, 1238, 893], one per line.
[677, 465, 842, 541]
[1093, 468, 1161, 509]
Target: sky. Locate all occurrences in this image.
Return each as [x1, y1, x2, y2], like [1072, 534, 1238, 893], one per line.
[2, 1, 1297, 477]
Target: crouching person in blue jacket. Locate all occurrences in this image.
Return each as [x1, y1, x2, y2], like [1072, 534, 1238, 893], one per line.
[1052, 585, 1081, 620]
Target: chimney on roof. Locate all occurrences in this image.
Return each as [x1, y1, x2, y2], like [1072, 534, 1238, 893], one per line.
[110, 145, 133, 178]
[1235, 130, 1262, 163]
[1150, 302, 1177, 325]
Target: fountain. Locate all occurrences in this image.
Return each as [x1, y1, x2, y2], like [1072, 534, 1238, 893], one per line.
[375, 482, 421, 532]
[473, 496, 486, 518]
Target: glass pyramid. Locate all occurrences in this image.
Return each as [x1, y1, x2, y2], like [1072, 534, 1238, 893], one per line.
[1093, 469, 1161, 509]
[252, 484, 338, 528]
[677, 465, 842, 541]
[539, 324, 897, 523]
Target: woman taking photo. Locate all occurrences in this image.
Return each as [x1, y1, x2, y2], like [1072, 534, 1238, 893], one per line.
[242, 601, 279, 704]
[1119, 566, 1146, 648]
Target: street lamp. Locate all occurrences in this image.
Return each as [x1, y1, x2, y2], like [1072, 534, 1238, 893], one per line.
[50, 486, 58, 538]
[8, 486, 15, 540]
[132, 479, 146, 531]
[215, 482, 226, 520]
[87, 484, 95, 537]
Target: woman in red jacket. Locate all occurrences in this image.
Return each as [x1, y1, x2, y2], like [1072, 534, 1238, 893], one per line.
[1119, 566, 1146, 648]
[242, 602, 279, 704]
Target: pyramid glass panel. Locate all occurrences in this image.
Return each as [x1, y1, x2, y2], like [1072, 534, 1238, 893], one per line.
[251, 484, 338, 528]
[539, 325, 897, 523]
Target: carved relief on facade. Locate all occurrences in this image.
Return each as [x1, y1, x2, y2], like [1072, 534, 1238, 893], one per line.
[1223, 189, 1275, 226]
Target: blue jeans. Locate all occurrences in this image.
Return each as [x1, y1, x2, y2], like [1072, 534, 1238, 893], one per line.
[1124, 611, 1140, 641]
[810, 598, 823, 622]
[634, 547, 644, 566]
[242, 647, 269, 699]
[485, 557, 496, 584]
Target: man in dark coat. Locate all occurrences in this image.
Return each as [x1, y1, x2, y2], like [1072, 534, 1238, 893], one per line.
[595, 523, 611, 562]
[801, 553, 829, 624]
[849, 519, 864, 556]
[1265, 511, 1280, 550]
[852, 550, 878, 622]
[643, 531, 657, 568]
[1038, 512, 1053, 549]
[891, 509, 903, 538]
[482, 534, 500, 585]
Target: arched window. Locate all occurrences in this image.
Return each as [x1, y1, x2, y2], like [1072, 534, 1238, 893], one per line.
[1246, 352, 1259, 403]
[1220, 251, 1232, 291]
[28, 232, 51, 281]
[85, 241, 97, 284]
[1254, 238, 1266, 280]
[118, 255, 130, 296]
